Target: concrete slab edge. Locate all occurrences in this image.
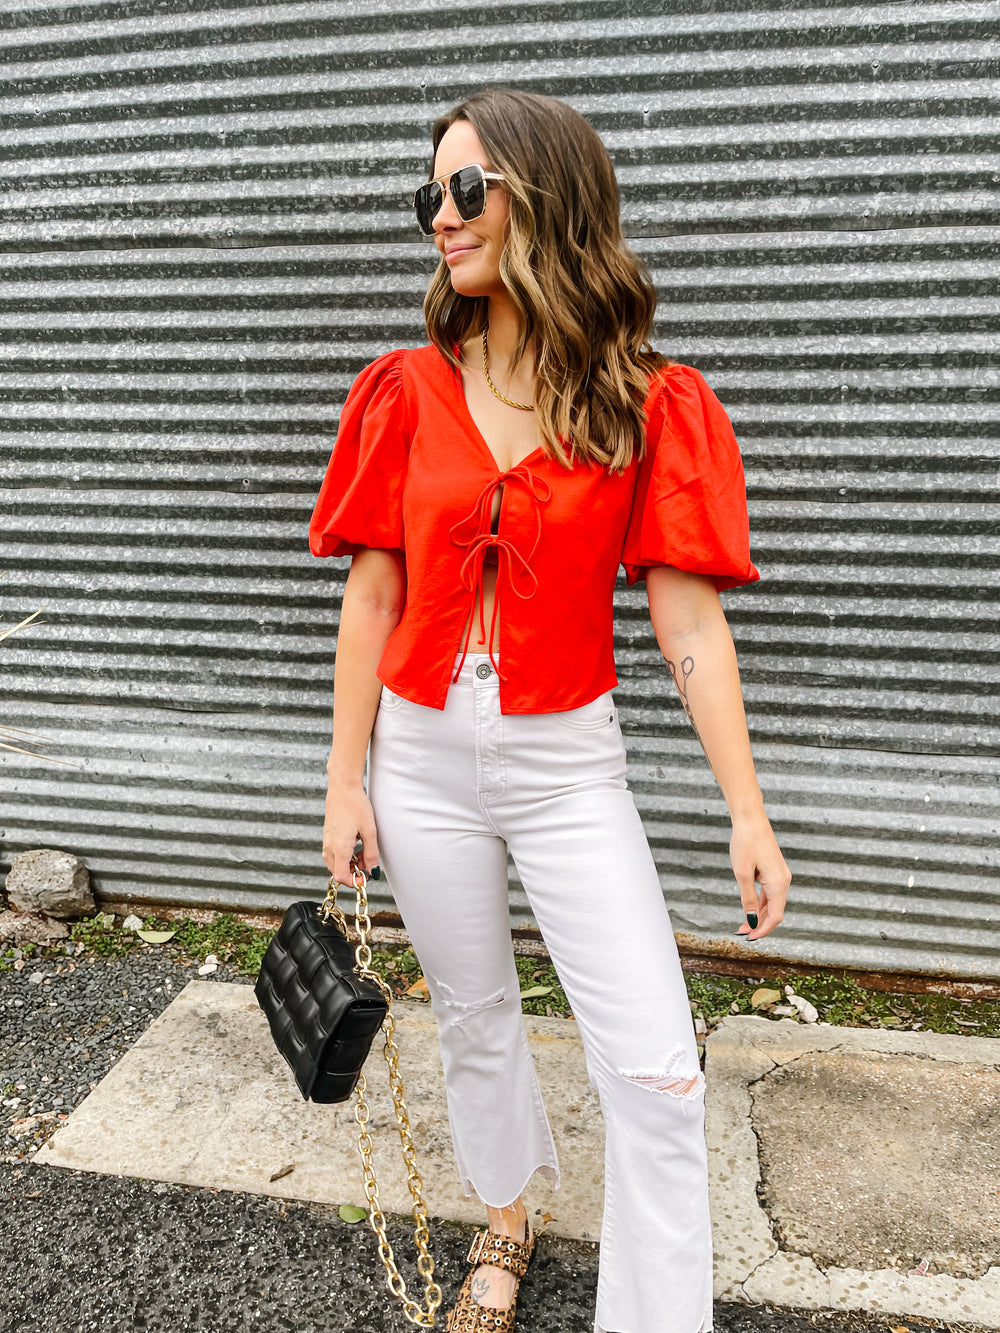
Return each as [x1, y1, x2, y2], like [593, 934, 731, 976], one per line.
[705, 1015, 1000, 1327]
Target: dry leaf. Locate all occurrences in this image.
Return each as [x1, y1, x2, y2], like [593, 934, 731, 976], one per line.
[406, 976, 429, 998]
[269, 1162, 295, 1181]
[519, 986, 553, 999]
[136, 929, 176, 944]
[751, 987, 781, 1009]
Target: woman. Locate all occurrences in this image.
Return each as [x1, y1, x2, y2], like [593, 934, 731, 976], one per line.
[311, 88, 790, 1333]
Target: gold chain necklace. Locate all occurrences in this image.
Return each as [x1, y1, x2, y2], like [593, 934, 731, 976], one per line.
[481, 327, 534, 411]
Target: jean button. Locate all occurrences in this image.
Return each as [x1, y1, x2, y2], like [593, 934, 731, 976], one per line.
[476, 663, 492, 679]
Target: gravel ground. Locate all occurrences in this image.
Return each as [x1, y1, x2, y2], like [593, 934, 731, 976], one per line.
[0, 949, 989, 1333]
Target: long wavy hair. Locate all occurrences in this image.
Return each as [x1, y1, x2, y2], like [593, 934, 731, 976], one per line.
[423, 88, 674, 473]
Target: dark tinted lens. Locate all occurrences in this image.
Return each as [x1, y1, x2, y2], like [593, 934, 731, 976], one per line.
[414, 180, 442, 235]
[450, 165, 487, 221]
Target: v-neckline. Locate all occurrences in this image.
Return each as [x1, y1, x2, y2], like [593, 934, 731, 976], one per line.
[450, 342, 546, 474]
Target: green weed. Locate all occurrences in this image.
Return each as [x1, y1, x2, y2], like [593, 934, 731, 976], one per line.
[683, 968, 1000, 1038]
[5, 907, 998, 1040]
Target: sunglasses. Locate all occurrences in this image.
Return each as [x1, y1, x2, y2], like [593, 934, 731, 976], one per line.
[412, 163, 507, 237]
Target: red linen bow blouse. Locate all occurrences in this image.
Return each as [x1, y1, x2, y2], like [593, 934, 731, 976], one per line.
[308, 343, 759, 714]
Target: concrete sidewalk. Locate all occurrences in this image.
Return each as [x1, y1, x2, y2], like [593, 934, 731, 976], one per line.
[35, 980, 601, 1240]
[706, 1015, 1000, 1327]
[33, 981, 1000, 1329]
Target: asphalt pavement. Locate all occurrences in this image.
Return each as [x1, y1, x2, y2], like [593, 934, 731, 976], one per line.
[1, 947, 992, 1333]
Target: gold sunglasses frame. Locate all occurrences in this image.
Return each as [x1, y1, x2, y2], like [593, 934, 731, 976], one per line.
[412, 163, 507, 236]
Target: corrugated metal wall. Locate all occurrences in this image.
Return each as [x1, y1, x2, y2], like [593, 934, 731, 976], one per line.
[2, 1, 998, 978]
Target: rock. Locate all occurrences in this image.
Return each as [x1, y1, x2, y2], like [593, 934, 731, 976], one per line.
[6, 849, 94, 919]
[122, 914, 144, 931]
[784, 985, 820, 1023]
[0, 906, 70, 944]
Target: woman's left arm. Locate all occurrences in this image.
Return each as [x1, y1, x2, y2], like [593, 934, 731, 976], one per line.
[645, 563, 791, 940]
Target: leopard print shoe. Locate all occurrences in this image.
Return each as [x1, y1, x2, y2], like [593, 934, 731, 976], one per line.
[445, 1218, 536, 1332]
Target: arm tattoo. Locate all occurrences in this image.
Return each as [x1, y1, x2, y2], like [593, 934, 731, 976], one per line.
[666, 655, 704, 748]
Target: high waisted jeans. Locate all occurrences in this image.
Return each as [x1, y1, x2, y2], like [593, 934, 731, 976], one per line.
[367, 653, 713, 1333]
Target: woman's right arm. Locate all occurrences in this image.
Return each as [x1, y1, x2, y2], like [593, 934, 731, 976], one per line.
[323, 546, 406, 885]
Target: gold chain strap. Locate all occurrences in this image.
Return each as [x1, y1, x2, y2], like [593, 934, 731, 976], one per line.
[321, 861, 443, 1327]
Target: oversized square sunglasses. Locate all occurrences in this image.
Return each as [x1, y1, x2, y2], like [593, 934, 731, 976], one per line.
[412, 163, 506, 237]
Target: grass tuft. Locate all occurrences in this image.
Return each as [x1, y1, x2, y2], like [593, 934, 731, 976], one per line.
[0, 906, 997, 1040]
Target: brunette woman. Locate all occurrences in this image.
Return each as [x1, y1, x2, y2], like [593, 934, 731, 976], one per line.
[311, 87, 790, 1333]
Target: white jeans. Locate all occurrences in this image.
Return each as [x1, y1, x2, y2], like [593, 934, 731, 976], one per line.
[368, 653, 713, 1333]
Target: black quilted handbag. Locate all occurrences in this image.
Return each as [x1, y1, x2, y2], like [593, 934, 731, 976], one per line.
[254, 892, 386, 1104]
[254, 857, 442, 1326]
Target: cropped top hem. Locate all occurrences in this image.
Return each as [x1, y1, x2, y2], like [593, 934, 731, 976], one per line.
[309, 343, 758, 714]
[377, 663, 622, 715]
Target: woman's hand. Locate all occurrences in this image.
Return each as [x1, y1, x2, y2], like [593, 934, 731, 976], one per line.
[729, 811, 790, 941]
[322, 776, 381, 887]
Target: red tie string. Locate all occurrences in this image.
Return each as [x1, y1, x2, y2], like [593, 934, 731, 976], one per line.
[449, 464, 552, 682]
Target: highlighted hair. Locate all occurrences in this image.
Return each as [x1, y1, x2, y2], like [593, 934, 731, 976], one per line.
[423, 87, 674, 473]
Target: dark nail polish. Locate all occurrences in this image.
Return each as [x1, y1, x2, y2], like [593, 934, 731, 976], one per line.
[371, 865, 381, 880]
[746, 912, 758, 930]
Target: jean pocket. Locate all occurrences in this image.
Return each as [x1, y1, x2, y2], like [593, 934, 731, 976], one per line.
[378, 683, 408, 712]
[549, 691, 618, 730]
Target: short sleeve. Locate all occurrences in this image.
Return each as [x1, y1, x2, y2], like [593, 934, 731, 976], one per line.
[308, 348, 411, 557]
[621, 363, 760, 591]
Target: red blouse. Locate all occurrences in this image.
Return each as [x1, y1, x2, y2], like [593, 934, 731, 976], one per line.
[308, 343, 759, 714]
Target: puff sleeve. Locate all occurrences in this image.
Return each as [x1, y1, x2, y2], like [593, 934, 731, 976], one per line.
[308, 348, 411, 557]
[621, 362, 760, 591]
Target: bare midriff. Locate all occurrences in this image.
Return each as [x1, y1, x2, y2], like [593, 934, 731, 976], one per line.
[459, 488, 503, 651]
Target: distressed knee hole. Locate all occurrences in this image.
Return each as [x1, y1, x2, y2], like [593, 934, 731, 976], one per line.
[624, 1070, 705, 1098]
[435, 979, 507, 1026]
[620, 1046, 705, 1100]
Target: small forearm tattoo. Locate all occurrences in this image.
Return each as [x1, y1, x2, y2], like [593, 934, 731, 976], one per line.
[666, 655, 704, 747]
[471, 1274, 491, 1301]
